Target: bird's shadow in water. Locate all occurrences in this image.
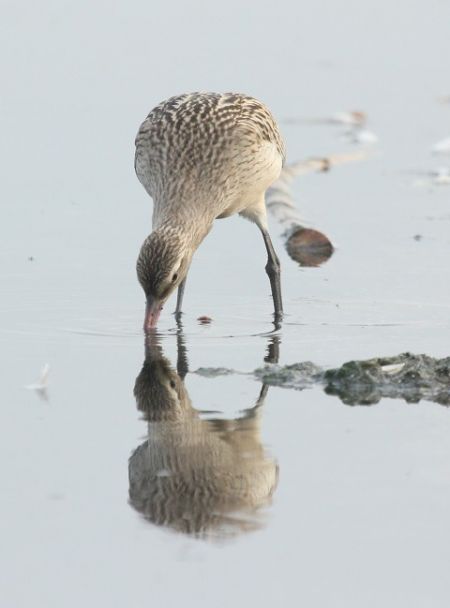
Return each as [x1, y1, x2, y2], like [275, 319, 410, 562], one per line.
[128, 323, 280, 541]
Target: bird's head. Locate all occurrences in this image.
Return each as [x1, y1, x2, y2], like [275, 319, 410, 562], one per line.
[137, 230, 191, 329]
[133, 339, 193, 421]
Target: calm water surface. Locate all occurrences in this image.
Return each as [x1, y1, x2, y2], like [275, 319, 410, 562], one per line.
[2, 1, 450, 606]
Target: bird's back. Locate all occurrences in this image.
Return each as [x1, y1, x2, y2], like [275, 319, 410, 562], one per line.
[135, 92, 285, 224]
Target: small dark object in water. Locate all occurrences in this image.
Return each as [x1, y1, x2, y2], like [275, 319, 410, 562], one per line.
[28, 256, 34, 261]
[413, 234, 423, 241]
[286, 227, 334, 267]
[197, 315, 212, 324]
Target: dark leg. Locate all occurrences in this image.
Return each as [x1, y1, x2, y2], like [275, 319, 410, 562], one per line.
[175, 275, 187, 317]
[176, 320, 189, 380]
[261, 229, 283, 319]
[264, 334, 280, 364]
[242, 332, 281, 420]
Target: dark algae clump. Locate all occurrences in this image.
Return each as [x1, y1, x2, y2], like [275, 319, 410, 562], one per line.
[324, 353, 450, 406]
[255, 353, 450, 406]
[195, 367, 237, 378]
[255, 362, 323, 390]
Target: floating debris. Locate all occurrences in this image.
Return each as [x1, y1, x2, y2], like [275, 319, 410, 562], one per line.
[406, 135, 450, 187]
[284, 110, 367, 127]
[25, 363, 50, 400]
[431, 137, 450, 156]
[255, 361, 323, 390]
[380, 362, 406, 375]
[284, 110, 378, 145]
[324, 353, 450, 406]
[195, 367, 237, 378]
[197, 315, 212, 324]
[286, 227, 334, 267]
[342, 127, 379, 145]
[330, 111, 367, 126]
[253, 353, 450, 406]
[428, 166, 450, 185]
[192, 353, 450, 406]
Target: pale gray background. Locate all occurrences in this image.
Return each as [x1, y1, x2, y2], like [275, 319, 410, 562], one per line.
[1, 1, 450, 607]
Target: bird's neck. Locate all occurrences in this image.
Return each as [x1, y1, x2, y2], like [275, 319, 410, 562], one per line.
[153, 215, 213, 251]
[151, 187, 218, 247]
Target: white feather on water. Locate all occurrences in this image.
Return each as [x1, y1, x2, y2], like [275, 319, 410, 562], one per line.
[342, 128, 379, 144]
[284, 110, 367, 127]
[26, 363, 50, 399]
[283, 110, 379, 146]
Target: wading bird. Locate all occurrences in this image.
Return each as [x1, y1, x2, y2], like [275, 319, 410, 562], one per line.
[135, 92, 285, 329]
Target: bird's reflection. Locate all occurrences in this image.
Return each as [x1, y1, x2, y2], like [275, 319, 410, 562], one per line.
[128, 328, 279, 540]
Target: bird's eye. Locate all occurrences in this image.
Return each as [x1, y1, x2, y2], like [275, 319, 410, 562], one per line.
[169, 380, 176, 389]
[172, 273, 178, 282]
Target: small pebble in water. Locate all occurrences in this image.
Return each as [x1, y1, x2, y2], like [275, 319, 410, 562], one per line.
[286, 227, 334, 267]
[413, 234, 423, 241]
[197, 316, 212, 324]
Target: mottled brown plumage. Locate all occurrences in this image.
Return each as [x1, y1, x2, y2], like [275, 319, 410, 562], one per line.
[134, 92, 285, 328]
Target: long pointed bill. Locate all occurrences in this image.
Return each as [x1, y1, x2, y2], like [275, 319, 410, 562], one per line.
[144, 297, 163, 330]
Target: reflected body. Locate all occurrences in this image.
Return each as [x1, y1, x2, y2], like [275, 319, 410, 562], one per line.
[134, 92, 285, 328]
[128, 334, 278, 539]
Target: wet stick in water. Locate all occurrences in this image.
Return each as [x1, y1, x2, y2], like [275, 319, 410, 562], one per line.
[266, 151, 369, 267]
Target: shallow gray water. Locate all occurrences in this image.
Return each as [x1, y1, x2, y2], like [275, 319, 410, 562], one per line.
[2, 1, 450, 606]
